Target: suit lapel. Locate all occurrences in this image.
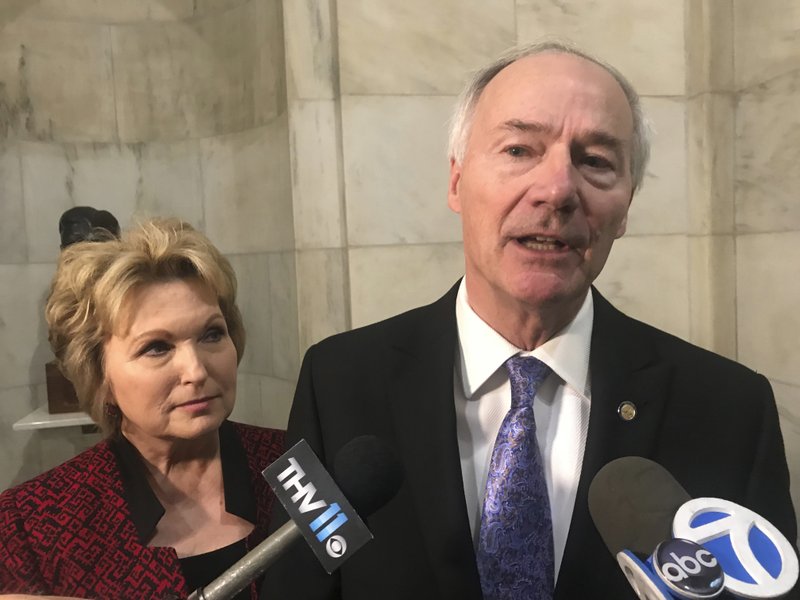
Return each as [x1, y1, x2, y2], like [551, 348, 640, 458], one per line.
[557, 288, 674, 595]
[386, 283, 483, 597]
[582, 288, 674, 472]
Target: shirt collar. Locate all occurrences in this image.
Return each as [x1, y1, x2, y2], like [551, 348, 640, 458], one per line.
[110, 420, 257, 544]
[455, 278, 593, 399]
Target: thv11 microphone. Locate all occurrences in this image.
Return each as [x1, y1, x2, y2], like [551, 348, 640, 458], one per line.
[188, 435, 403, 600]
[589, 457, 798, 600]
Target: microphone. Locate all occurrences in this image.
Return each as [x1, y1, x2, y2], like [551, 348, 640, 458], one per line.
[589, 456, 691, 557]
[188, 435, 403, 600]
[589, 457, 799, 600]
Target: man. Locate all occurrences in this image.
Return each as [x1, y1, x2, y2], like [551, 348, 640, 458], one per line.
[262, 42, 796, 599]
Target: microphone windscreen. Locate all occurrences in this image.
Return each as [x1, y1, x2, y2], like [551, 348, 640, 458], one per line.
[588, 456, 691, 557]
[333, 435, 404, 518]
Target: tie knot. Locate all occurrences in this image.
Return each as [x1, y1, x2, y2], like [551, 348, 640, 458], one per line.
[505, 355, 551, 409]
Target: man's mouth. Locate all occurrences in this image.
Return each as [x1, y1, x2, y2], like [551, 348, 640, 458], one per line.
[516, 235, 568, 251]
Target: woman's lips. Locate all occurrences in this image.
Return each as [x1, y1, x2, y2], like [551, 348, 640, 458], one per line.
[175, 396, 215, 411]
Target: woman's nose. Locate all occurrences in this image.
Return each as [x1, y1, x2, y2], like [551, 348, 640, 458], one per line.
[178, 345, 209, 385]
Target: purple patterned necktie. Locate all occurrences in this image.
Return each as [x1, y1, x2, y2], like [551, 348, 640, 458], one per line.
[477, 355, 554, 600]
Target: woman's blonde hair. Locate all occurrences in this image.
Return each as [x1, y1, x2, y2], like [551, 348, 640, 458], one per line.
[45, 218, 245, 434]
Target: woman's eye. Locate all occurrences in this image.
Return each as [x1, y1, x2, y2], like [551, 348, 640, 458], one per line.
[141, 341, 171, 357]
[202, 327, 226, 343]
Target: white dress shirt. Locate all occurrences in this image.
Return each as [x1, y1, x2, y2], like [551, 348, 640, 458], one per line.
[454, 279, 593, 579]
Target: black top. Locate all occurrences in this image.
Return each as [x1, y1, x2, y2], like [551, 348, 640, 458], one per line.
[179, 537, 250, 600]
[109, 420, 258, 543]
[109, 420, 258, 594]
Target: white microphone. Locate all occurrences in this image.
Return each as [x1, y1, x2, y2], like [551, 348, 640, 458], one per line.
[589, 457, 798, 600]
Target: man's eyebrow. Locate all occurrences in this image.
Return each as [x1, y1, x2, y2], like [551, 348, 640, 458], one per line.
[581, 130, 626, 153]
[500, 119, 626, 151]
[500, 119, 552, 134]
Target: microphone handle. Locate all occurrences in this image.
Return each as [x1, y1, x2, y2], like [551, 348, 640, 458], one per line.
[188, 520, 303, 600]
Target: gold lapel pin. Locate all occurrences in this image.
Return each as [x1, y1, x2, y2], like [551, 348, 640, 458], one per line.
[618, 401, 637, 422]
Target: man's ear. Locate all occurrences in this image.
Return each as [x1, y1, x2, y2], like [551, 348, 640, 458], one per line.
[448, 158, 462, 213]
[615, 214, 628, 239]
[615, 192, 634, 238]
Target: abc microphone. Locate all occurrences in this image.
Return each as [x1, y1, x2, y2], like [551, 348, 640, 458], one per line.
[589, 457, 799, 600]
[588, 456, 717, 600]
[188, 435, 403, 600]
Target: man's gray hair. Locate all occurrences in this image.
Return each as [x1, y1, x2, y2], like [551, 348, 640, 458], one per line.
[447, 41, 651, 192]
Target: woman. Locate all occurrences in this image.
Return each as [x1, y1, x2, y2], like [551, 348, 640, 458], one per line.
[0, 219, 284, 599]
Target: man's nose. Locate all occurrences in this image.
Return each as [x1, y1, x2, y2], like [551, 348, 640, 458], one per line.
[530, 147, 579, 212]
[178, 344, 209, 385]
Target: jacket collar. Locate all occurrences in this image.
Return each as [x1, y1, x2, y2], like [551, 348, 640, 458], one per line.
[110, 420, 257, 544]
[387, 280, 483, 597]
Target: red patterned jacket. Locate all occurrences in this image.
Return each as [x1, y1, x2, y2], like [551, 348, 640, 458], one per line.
[0, 421, 284, 599]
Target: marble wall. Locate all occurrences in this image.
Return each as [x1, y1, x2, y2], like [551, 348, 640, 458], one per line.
[285, 0, 799, 541]
[0, 0, 295, 490]
[1, 0, 798, 541]
[732, 0, 800, 537]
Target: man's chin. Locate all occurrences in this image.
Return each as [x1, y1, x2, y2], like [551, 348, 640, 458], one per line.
[509, 276, 589, 310]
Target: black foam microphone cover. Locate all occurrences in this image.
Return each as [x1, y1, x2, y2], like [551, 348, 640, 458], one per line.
[333, 435, 404, 518]
[588, 456, 691, 557]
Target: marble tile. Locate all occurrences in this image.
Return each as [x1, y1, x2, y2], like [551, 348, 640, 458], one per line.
[0, 142, 26, 263]
[260, 375, 295, 430]
[687, 93, 735, 235]
[21, 141, 142, 261]
[0, 17, 116, 142]
[687, 235, 736, 359]
[14, 1, 195, 23]
[0, 264, 56, 389]
[735, 70, 800, 233]
[131, 139, 205, 228]
[290, 100, 344, 249]
[0, 385, 41, 491]
[21, 139, 207, 262]
[229, 371, 263, 425]
[594, 235, 690, 340]
[20, 142, 74, 263]
[348, 243, 464, 329]
[58, 144, 139, 228]
[734, 0, 800, 90]
[516, 0, 685, 96]
[252, 0, 287, 126]
[736, 232, 800, 386]
[38, 426, 102, 473]
[342, 95, 462, 246]
[627, 98, 687, 236]
[338, 0, 515, 95]
[195, 0, 251, 16]
[0, 1, 29, 30]
[296, 249, 348, 351]
[283, 0, 336, 99]
[685, 0, 734, 95]
[111, 0, 283, 142]
[201, 120, 294, 254]
[228, 253, 272, 377]
[268, 251, 299, 381]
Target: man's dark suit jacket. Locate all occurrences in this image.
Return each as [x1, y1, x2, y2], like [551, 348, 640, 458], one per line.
[262, 282, 797, 599]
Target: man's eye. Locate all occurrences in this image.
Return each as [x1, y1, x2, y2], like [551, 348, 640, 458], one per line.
[504, 145, 529, 158]
[582, 154, 614, 170]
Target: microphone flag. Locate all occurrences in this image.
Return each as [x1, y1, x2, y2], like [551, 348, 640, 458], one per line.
[262, 439, 373, 574]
